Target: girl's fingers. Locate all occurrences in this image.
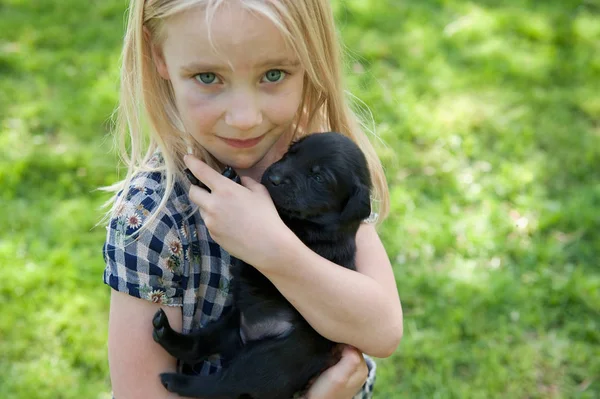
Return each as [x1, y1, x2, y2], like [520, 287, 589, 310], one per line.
[188, 184, 212, 208]
[240, 176, 263, 191]
[183, 154, 221, 191]
[338, 345, 367, 381]
[330, 345, 368, 395]
[304, 345, 367, 399]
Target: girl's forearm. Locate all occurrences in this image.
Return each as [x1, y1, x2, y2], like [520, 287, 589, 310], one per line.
[259, 233, 402, 358]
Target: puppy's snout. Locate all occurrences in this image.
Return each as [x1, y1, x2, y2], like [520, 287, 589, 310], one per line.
[266, 172, 290, 186]
[268, 173, 283, 186]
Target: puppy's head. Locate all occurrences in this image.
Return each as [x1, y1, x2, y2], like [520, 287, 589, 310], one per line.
[261, 132, 372, 228]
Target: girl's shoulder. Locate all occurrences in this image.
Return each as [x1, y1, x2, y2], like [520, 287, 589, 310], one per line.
[102, 152, 201, 306]
[110, 153, 196, 241]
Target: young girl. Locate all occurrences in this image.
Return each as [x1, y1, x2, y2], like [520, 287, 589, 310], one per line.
[102, 0, 403, 398]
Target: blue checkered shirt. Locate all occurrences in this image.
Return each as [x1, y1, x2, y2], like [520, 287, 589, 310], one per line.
[102, 153, 376, 397]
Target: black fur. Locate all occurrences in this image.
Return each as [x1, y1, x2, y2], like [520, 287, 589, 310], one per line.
[152, 132, 372, 399]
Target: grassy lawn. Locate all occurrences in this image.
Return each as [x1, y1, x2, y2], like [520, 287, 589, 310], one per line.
[1, 0, 599, 398]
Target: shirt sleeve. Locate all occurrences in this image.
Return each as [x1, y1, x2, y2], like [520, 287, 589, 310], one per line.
[353, 355, 377, 399]
[102, 172, 187, 306]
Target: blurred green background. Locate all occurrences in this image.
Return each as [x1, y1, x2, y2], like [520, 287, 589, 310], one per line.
[1, 0, 599, 398]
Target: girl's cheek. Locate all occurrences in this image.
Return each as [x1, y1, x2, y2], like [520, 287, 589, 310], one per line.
[181, 85, 223, 126]
[265, 86, 304, 125]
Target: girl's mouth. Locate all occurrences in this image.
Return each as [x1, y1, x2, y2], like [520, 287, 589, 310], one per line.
[220, 135, 265, 149]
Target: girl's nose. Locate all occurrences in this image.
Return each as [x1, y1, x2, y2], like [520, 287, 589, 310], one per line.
[224, 91, 263, 131]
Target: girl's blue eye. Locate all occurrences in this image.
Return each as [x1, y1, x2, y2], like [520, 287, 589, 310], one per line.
[263, 69, 285, 83]
[195, 73, 218, 84]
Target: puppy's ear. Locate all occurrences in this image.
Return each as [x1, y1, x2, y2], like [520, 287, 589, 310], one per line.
[340, 183, 371, 224]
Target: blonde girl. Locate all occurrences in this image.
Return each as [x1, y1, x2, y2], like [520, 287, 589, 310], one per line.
[102, 0, 403, 398]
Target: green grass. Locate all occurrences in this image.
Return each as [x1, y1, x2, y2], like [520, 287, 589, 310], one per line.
[1, 0, 599, 397]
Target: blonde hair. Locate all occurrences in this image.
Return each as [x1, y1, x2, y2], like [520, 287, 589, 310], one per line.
[102, 0, 389, 229]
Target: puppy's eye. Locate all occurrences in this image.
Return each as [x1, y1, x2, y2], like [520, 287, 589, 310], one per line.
[310, 165, 323, 182]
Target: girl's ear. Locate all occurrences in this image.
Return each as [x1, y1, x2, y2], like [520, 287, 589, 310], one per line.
[144, 26, 170, 80]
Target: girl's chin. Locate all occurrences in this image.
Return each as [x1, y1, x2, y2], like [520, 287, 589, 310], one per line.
[213, 153, 265, 172]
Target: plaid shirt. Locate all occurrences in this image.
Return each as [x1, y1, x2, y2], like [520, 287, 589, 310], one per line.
[102, 153, 376, 397]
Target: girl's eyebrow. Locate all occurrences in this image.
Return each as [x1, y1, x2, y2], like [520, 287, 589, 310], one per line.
[255, 58, 301, 69]
[180, 58, 301, 74]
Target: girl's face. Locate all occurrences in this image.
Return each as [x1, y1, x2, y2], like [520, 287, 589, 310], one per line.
[152, 5, 305, 175]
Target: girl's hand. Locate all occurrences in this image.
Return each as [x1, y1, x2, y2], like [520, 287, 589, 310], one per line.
[184, 155, 293, 267]
[303, 345, 369, 399]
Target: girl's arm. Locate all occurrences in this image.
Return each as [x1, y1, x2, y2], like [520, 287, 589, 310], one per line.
[108, 290, 194, 399]
[109, 291, 369, 399]
[261, 222, 403, 358]
[184, 156, 403, 359]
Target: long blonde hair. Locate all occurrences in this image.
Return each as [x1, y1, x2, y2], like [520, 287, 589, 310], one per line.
[102, 0, 389, 229]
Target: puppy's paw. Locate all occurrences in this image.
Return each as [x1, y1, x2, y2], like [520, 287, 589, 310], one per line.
[152, 309, 171, 343]
[160, 373, 197, 397]
[152, 310, 202, 361]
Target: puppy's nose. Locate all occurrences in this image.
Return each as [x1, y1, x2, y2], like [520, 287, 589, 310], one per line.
[268, 173, 283, 186]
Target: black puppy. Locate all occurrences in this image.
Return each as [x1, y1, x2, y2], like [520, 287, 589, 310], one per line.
[152, 132, 373, 399]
